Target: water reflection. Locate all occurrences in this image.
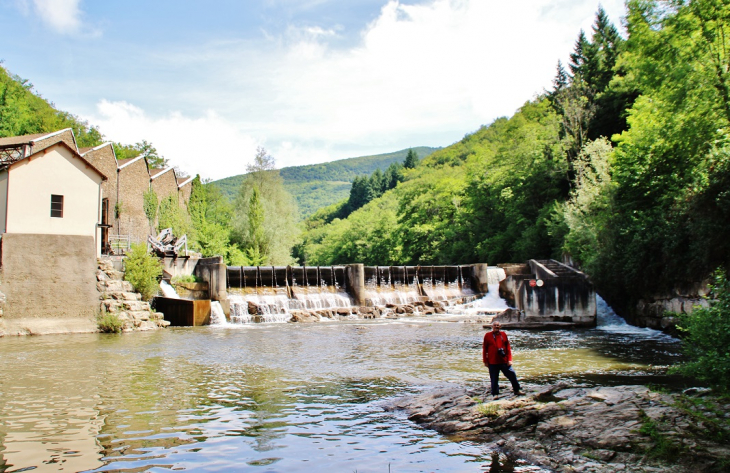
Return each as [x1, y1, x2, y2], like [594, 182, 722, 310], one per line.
[0, 300, 683, 472]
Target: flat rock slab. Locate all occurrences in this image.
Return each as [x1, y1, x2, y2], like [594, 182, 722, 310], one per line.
[383, 383, 730, 472]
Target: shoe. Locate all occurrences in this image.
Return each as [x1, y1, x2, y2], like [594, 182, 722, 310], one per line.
[513, 390, 523, 397]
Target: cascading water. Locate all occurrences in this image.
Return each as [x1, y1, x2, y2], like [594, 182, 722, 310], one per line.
[487, 266, 507, 285]
[160, 280, 180, 299]
[595, 295, 674, 339]
[447, 267, 510, 315]
[225, 265, 356, 323]
[365, 266, 422, 306]
[227, 295, 253, 324]
[210, 301, 228, 326]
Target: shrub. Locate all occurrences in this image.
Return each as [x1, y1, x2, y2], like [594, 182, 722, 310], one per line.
[671, 269, 730, 393]
[171, 274, 200, 284]
[97, 310, 123, 333]
[124, 243, 163, 301]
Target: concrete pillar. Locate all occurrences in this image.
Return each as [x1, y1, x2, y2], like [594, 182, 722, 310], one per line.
[194, 256, 230, 315]
[472, 263, 489, 294]
[346, 264, 366, 307]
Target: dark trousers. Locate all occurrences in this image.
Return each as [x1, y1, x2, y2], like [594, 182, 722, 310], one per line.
[487, 364, 520, 395]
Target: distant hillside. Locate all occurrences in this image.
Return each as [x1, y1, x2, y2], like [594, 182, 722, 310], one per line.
[213, 146, 439, 217]
[0, 65, 104, 147]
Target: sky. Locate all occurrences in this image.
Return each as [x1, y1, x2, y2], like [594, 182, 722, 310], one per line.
[0, 0, 627, 180]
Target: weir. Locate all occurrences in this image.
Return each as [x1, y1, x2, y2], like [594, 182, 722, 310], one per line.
[156, 257, 596, 327]
[221, 264, 488, 323]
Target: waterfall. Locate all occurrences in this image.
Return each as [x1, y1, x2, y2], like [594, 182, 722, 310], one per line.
[228, 294, 253, 324]
[160, 280, 180, 299]
[487, 267, 507, 285]
[595, 295, 674, 339]
[210, 301, 228, 325]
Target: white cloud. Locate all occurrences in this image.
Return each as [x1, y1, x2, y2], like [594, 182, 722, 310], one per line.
[30, 0, 83, 34]
[86, 0, 628, 176]
[89, 100, 260, 181]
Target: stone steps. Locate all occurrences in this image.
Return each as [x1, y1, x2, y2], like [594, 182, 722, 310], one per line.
[97, 257, 170, 332]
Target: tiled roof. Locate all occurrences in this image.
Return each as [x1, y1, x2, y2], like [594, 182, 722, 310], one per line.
[0, 132, 48, 147]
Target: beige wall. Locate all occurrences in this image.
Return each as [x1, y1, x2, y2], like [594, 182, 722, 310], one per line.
[0, 233, 99, 335]
[5, 145, 102, 244]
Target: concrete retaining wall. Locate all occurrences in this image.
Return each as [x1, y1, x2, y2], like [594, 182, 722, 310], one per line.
[0, 233, 99, 335]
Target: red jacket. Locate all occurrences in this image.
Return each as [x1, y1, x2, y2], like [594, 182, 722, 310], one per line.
[482, 330, 512, 365]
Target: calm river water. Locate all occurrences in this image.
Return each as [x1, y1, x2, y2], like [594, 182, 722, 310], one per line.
[0, 298, 683, 472]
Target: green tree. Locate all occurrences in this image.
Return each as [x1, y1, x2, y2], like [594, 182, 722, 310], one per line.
[383, 161, 404, 190]
[246, 186, 267, 257]
[584, 0, 730, 310]
[233, 147, 299, 265]
[124, 243, 163, 301]
[114, 140, 167, 168]
[554, 138, 614, 270]
[158, 194, 192, 239]
[346, 175, 373, 213]
[0, 65, 104, 147]
[403, 148, 419, 169]
[143, 188, 158, 234]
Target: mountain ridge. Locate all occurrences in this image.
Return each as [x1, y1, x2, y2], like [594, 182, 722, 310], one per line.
[213, 146, 439, 217]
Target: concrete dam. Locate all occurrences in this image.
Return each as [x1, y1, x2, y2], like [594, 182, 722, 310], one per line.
[155, 258, 596, 327]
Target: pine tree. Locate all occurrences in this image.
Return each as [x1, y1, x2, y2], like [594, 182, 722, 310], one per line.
[384, 162, 404, 190]
[548, 60, 570, 108]
[569, 30, 589, 77]
[403, 149, 419, 169]
[369, 169, 386, 197]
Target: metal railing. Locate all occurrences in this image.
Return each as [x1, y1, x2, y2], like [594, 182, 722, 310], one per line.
[109, 235, 132, 255]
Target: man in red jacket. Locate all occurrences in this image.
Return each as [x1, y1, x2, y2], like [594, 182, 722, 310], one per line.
[482, 321, 522, 397]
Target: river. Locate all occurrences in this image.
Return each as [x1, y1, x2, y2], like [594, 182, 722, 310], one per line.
[0, 297, 683, 472]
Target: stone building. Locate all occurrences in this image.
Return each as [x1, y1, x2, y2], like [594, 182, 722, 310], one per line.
[150, 167, 178, 209]
[80, 142, 118, 254]
[178, 176, 194, 211]
[117, 154, 153, 246]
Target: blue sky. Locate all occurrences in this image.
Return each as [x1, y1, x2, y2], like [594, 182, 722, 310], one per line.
[0, 0, 627, 179]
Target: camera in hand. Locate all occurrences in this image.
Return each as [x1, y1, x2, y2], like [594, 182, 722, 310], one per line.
[497, 348, 506, 357]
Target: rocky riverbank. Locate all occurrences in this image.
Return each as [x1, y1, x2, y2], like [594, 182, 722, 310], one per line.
[97, 259, 169, 332]
[384, 383, 730, 472]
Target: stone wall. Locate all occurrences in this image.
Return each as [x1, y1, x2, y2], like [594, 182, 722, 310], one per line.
[0, 233, 99, 335]
[82, 144, 119, 248]
[626, 281, 710, 332]
[117, 158, 151, 245]
[32, 129, 77, 155]
[178, 178, 193, 211]
[151, 169, 178, 204]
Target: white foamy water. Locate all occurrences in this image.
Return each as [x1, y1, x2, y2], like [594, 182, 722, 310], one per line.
[487, 267, 507, 285]
[596, 295, 675, 339]
[210, 301, 228, 326]
[445, 283, 511, 316]
[160, 280, 179, 299]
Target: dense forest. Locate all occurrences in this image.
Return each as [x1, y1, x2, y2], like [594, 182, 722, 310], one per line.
[213, 146, 438, 217]
[296, 0, 730, 319]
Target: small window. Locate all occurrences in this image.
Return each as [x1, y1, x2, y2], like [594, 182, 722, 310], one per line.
[51, 194, 64, 218]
